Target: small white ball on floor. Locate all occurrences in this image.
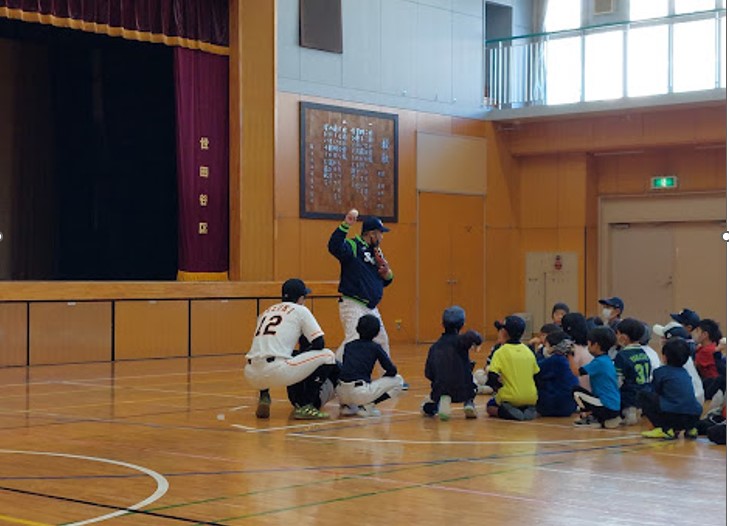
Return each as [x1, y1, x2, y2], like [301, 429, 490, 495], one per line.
[217, 413, 226, 421]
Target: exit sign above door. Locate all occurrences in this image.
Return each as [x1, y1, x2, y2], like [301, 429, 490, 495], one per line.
[651, 175, 678, 190]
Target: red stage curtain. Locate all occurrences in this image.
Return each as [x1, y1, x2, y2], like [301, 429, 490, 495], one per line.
[174, 47, 229, 281]
[0, 0, 228, 55]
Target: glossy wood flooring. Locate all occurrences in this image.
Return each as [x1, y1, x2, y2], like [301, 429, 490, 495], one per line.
[0, 345, 724, 525]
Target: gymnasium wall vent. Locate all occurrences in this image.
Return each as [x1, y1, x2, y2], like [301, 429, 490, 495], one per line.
[594, 0, 615, 15]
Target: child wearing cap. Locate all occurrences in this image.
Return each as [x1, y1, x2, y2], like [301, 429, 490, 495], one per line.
[570, 327, 622, 429]
[640, 338, 703, 440]
[485, 315, 540, 421]
[598, 297, 624, 331]
[614, 318, 653, 426]
[671, 308, 701, 335]
[336, 314, 404, 417]
[527, 323, 562, 361]
[535, 331, 579, 417]
[423, 307, 480, 420]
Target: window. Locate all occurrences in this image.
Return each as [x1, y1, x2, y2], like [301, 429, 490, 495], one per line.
[674, 0, 716, 14]
[585, 30, 623, 101]
[544, 0, 582, 104]
[673, 19, 716, 91]
[544, 0, 581, 31]
[630, 0, 668, 20]
[627, 25, 669, 96]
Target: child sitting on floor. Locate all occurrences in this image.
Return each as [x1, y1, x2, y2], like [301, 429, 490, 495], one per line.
[485, 316, 540, 421]
[535, 331, 579, 417]
[614, 318, 653, 426]
[640, 338, 703, 440]
[570, 327, 622, 429]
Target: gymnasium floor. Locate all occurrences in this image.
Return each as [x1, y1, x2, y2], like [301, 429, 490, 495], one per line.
[0, 345, 724, 525]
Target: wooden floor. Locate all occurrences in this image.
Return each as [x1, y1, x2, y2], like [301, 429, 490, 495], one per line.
[0, 345, 724, 525]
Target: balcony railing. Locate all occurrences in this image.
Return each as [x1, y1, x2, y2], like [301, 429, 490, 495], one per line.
[485, 8, 727, 110]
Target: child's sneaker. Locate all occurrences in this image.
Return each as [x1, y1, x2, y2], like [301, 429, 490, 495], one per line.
[685, 427, 699, 440]
[621, 406, 639, 426]
[522, 406, 537, 421]
[476, 385, 494, 395]
[356, 404, 381, 418]
[255, 390, 271, 419]
[573, 415, 601, 428]
[421, 398, 437, 417]
[500, 401, 525, 421]
[603, 416, 622, 429]
[641, 427, 676, 440]
[293, 404, 329, 420]
[438, 395, 452, 421]
[463, 402, 477, 419]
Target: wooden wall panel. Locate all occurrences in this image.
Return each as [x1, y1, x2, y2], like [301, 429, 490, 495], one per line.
[115, 301, 188, 360]
[0, 303, 27, 367]
[30, 302, 111, 365]
[191, 299, 257, 356]
[310, 297, 344, 350]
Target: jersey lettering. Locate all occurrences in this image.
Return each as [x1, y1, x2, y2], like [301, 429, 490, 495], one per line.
[255, 315, 283, 336]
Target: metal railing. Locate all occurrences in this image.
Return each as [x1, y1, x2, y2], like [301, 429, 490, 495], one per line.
[485, 8, 727, 110]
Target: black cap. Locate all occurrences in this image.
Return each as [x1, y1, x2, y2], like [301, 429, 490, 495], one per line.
[494, 315, 526, 339]
[599, 296, 624, 312]
[282, 278, 311, 302]
[361, 216, 390, 233]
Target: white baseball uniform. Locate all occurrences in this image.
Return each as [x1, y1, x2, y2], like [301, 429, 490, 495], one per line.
[336, 298, 390, 360]
[244, 302, 336, 390]
[336, 374, 404, 407]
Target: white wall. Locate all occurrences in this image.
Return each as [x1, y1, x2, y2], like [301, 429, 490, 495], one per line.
[278, 0, 486, 117]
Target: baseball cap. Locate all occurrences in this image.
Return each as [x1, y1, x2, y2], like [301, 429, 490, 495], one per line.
[599, 296, 624, 312]
[282, 278, 311, 302]
[494, 315, 526, 339]
[670, 308, 700, 328]
[443, 306, 466, 327]
[361, 216, 390, 233]
[653, 320, 682, 338]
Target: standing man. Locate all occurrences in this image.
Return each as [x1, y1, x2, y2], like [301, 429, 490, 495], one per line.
[244, 278, 338, 420]
[328, 209, 394, 361]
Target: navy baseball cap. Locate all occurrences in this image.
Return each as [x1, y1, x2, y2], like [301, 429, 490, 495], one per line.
[443, 306, 466, 327]
[599, 296, 624, 312]
[282, 278, 311, 301]
[494, 315, 526, 338]
[670, 308, 700, 328]
[361, 216, 390, 233]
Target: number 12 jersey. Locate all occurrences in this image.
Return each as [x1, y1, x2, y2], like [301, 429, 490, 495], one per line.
[246, 302, 325, 360]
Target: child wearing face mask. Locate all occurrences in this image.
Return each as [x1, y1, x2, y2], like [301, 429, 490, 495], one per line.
[598, 297, 624, 331]
[535, 331, 579, 417]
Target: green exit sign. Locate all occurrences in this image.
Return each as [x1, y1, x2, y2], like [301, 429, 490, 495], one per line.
[651, 175, 678, 190]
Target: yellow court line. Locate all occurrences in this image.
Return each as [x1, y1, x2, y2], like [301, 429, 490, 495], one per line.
[0, 514, 52, 526]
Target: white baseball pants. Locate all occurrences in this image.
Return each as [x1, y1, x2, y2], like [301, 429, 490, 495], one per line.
[336, 297, 390, 360]
[244, 349, 336, 390]
[336, 375, 404, 406]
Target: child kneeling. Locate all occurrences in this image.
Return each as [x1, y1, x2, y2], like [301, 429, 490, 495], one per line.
[336, 314, 404, 417]
[485, 316, 539, 421]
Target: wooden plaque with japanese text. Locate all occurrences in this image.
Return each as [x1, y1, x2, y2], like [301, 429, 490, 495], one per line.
[299, 102, 398, 221]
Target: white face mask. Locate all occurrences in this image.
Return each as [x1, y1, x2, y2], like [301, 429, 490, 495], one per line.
[601, 308, 613, 321]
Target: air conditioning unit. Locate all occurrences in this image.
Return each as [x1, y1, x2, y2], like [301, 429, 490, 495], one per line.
[594, 0, 615, 15]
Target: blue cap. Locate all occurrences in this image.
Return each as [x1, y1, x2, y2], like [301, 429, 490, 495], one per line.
[599, 296, 624, 312]
[282, 278, 311, 301]
[443, 306, 466, 327]
[361, 216, 390, 233]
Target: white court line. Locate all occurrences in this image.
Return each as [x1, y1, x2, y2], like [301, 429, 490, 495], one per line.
[58, 381, 249, 400]
[234, 417, 387, 434]
[287, 433, 642, 445]
[0, 449, 169, 525]
[231, 424, 257, 431]
[229, 405, 248, 411]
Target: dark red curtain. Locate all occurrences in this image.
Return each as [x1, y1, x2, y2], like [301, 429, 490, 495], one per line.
[0, 0, 228, 53]
[174, 47, 229, 280]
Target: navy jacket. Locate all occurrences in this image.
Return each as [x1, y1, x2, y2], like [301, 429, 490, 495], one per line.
[425, 332, 476, 403]
[328, 222, 393, 309]
[535, 354, 579, 416]
[340, 339, 397, 383]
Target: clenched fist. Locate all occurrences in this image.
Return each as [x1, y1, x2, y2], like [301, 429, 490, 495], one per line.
[344, 208, 359, 226]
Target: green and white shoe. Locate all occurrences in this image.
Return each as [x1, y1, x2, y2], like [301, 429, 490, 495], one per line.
[293, 404, 330, 420]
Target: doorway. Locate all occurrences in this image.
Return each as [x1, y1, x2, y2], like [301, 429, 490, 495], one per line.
[417, 192, 484, 342]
